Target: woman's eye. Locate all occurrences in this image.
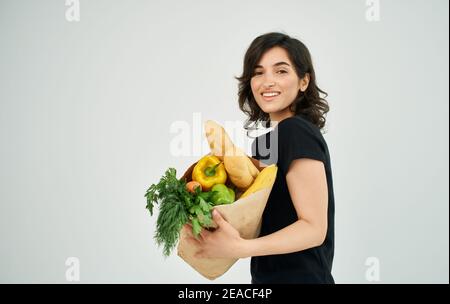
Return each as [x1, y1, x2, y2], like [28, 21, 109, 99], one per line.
[252, 70, 287, 76]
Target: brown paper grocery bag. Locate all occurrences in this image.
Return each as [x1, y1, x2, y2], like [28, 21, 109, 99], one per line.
[177, 156, 277, 280]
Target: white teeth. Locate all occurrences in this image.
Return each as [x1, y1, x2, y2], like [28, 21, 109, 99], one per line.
[263, 92, 280, 97]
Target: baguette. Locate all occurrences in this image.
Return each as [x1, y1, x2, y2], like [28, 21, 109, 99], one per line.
[204, 120, 260, 189]
[204, 120, 234, 160]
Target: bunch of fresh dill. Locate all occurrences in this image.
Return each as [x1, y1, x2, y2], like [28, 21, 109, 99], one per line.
[145, 168, 214, 257]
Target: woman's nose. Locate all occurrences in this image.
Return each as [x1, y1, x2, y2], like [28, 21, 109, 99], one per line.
[263, 82, 276, 89]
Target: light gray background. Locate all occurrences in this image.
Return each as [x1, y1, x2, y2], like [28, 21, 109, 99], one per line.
[0, 0, 448, 283]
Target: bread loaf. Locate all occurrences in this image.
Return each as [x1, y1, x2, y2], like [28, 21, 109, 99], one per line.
[204, 120, 260, 189]
[204, 120, 234, 160]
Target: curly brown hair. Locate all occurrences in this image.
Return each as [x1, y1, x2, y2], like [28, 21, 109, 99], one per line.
[235, 32, 329, 133]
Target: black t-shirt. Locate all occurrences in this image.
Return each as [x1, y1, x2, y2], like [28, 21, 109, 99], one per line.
[250, 114, 335, 284]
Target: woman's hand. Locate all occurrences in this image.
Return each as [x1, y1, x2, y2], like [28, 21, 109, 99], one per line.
[183, 209, 247, 259]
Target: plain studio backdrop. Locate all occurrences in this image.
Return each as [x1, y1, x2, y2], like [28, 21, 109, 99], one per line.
[0, 0, 448, 283]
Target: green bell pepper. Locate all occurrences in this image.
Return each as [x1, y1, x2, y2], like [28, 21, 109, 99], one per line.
[210, 184, 235, 205]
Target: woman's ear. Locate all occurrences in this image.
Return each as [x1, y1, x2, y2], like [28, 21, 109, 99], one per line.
[299, 73, 310, 92]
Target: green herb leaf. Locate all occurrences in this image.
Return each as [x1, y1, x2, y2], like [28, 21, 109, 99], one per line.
[144, 168, 190, 256]
[145, 168, 219, 256]
[191, 218, 202, 237]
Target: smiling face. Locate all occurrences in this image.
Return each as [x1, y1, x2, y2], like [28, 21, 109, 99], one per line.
[250, 46, 309, 124]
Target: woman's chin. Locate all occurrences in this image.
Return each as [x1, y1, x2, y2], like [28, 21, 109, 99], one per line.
[259, 104, 280, 114]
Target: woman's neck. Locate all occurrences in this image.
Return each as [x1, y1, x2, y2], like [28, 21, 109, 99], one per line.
[269, 110, 295, 128]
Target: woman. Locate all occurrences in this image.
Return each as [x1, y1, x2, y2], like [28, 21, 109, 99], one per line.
[184, 32, 335, 284]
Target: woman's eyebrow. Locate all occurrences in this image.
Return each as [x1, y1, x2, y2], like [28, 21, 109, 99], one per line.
[255, 61, 290, 69]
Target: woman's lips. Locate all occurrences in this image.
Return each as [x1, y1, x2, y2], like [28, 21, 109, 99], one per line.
[262, 93, 281, 101]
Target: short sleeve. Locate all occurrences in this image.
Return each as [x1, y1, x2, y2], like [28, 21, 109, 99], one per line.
[278, 119, 327, 175]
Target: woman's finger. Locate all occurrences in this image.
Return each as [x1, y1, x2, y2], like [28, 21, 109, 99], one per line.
[199, 228, 211, 241]
[212, 209, 227, 227]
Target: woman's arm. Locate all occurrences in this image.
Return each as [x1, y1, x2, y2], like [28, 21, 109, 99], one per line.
[185, 158, 328, 259]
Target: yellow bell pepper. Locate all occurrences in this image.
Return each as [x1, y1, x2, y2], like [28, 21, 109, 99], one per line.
[192, 155, 227, 191]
